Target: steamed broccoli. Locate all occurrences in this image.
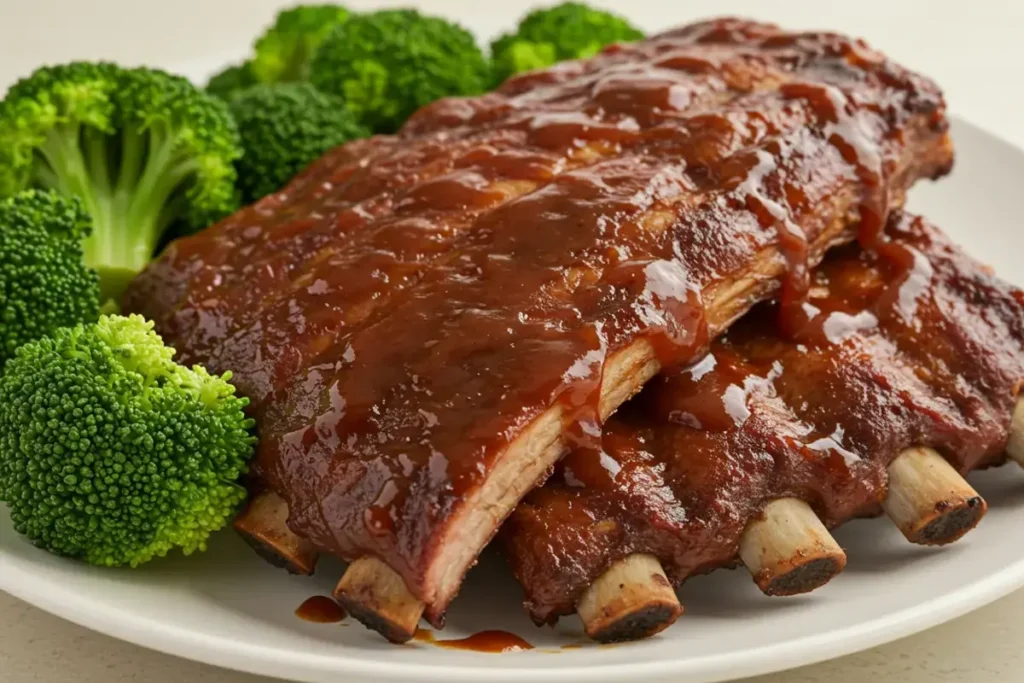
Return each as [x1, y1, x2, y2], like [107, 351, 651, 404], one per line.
[491, 2, 644, 84]
[0, 190, 100, 366]
[206, 61, 257, 101]
[309, 9, 490, 133]
[251, 4, 350, 84]
[0, 62, 242, 301]
[230, 82, 368, 203]
[204, 5, 349, 101]
[0, 314, 256, 567]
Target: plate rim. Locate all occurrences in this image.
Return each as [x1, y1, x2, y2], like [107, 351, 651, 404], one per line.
[2, 116, 1024, 683]
[5, 542, 1024, 683]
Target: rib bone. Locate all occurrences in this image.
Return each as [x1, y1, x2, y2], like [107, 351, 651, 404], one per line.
[576, 553, 682, 643]
[738, 498, 847, 596]
[882, 446, 986, 546]
[234, 492, 318, 575]
[575, 442, 991, 639]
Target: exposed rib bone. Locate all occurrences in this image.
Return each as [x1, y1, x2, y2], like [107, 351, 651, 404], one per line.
[576, 553, 682, 643]
[1005, 399, 1024, 467]
[575, 440, 992, 640]
[234, 492, 318, 575]
[738, 497, 847, 596]
[882, 446, 987, 546]
[334, 557, 426, 644]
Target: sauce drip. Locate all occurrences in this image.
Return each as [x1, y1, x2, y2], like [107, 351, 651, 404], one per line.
[295, 596, 346, 624]
[775, 80, 890, 338]
[729, 142, 810, 337]
[414, 628, 534, 653]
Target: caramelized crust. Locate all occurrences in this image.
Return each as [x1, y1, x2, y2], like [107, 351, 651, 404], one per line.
[503, 213, 1024, 624]
[124, 18, 953, 622]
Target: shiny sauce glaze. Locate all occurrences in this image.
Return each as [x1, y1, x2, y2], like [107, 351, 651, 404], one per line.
[503, 213, 1024, 624]
[124, 18, 952, 605]
[295, 595, 347, 623]
[414, 628, 534, 653]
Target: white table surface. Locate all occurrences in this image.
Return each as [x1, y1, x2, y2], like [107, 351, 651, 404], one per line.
[2, 1, 1023, 681]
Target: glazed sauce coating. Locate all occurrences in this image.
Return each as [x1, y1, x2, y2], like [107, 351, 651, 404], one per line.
[124, 18, 952, 606]
[502, 213, 1024, 624]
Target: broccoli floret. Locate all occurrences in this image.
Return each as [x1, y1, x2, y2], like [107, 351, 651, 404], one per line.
[309, 9, 490, 133]
[491, 2, 644, 84]
[0, 314, 256, 567]
[205, 6, 349, 101]
[206, 61, 257, 101]
[0, 190, 100, 366]
[230, 82, 369, 203]
[251, 4, 350, 85]
[0, 62, 243, 301]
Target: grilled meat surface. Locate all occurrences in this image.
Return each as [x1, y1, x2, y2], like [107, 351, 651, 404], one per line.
[124, 18, 953, 623]
[503, 212, 1024, 624]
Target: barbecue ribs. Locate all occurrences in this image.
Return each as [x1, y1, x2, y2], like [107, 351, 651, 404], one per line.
[124, 18, 954, 640]
[503, 212, 1024, 639]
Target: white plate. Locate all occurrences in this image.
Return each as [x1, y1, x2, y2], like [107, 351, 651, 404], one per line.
[3, 109, 1024, 683]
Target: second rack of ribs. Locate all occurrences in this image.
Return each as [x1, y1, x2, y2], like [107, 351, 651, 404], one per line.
[503, 213, 1024, 627]
[124, 18, 954, 628]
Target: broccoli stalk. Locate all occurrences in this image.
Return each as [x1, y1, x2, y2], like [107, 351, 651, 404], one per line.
[0, 190, 100, 366]
[309, 9, 491, 133]
[0, 63, 242, 302]
[229, 82, 369, 203]
[491, 2, 645, 84]
[0, 314, 256, 567]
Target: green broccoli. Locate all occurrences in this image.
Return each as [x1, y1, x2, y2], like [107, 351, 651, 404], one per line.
[309, 9, 490, 133]
[251, 4, 350, 85]
[229, 82, 368, 203]
[206, 61, 257, 101]
[205, 6, 349, 101]
[0, 314, 256, 567]
[0, 62, 243, 302]
[491, 2, 644, 84]
[0, 190, 100, 366]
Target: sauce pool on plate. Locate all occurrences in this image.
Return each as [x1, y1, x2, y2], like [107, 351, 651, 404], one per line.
[414, 628, 534, 653]
[295, 595, 346, 624]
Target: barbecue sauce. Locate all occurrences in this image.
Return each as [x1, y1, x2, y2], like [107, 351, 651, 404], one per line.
[295, 596, 346, 624]
[124, 17, 952, 610]
[414, 629, 534, 653]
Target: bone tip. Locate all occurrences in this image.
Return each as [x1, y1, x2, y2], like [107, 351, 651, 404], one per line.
[906, 495, 987, 546]
[1006, 397, 1024, 466]
[740, 497, 847, 597]
[334, 557, 426, 643]
[238, 532, 317, 575]
[333, 588, 420, 644]
[885, 447, 987, 546]
[1008, 448, 1024, 468]
[233, 492, 318, 575]
[577, 553, 681, 643]
[757, 553, 846, 596]
[585, 601, 683, 644]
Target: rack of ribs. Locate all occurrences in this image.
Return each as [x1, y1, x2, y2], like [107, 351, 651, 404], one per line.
[123, 18, 954, 642]
[503, 212, 1024, 642]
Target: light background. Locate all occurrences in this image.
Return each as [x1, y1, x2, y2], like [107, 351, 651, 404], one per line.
[1, 1, 1023, 681]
